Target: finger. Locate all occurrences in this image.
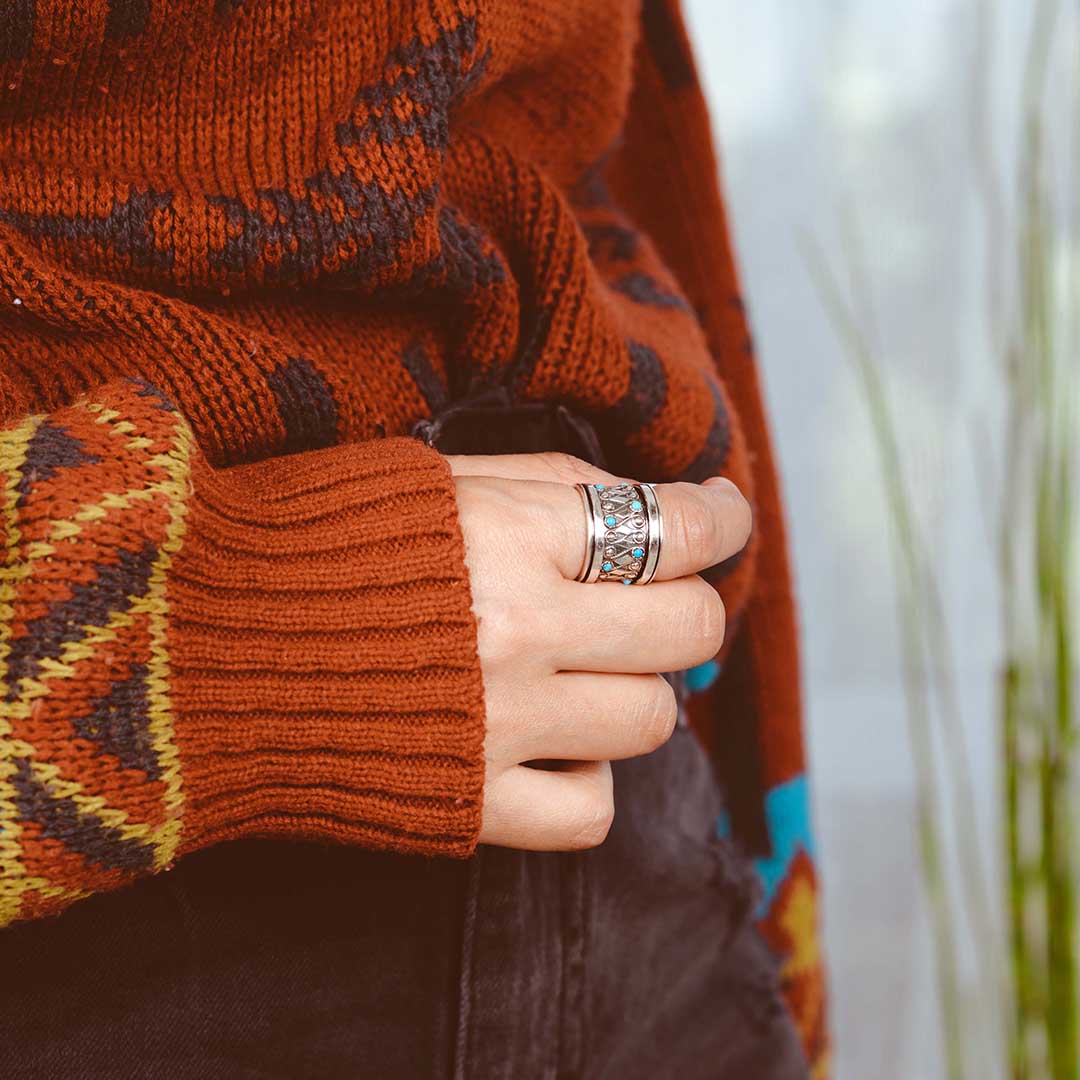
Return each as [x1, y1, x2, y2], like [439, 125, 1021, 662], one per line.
[447, 451, 626, 486]
[480, 760, 614, 851]
[546, 575, 726, 673]
[527, 476, 751, 583]
[496, 671, 677, 763]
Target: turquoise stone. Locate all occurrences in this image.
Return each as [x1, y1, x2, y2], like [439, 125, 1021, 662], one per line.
[602, 561, 613, 572]
[632, 547, 644, 558]
[605, 515, 617, 527]
[631, 499, 642, 511]
[622, 578, 632, 585]
[595, 483, 605, 491]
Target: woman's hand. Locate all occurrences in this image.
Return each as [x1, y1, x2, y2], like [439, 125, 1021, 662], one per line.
[447, 453, 752, 852]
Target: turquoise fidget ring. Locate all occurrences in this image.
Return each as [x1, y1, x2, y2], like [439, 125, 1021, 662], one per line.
[576, 481, 663, 586]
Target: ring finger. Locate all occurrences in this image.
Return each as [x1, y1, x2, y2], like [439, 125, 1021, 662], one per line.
[491, 670, 678, 764]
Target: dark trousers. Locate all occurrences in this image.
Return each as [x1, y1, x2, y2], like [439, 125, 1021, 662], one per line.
[0, 728, 806, 1079]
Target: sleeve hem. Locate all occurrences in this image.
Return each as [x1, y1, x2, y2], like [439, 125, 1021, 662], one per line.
[168, 436, 486, 860]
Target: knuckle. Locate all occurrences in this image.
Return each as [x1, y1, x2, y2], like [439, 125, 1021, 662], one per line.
[700, 588, 728, 654]
[654, 679, 680, 743]
[632, 678, 678, 751]
[729, 488, 753, 550]
[568, 788, 615, 850]
[689, 583, 727, 658]
[673, 489, 720, 567]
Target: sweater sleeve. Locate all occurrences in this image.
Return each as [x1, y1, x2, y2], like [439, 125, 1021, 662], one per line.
[0, 379, 486, 928]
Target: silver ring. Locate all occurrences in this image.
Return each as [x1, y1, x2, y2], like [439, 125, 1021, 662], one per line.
[576, 483, 606, 583]
[575, 481, 663, 586]
[638, 483, 663, 585]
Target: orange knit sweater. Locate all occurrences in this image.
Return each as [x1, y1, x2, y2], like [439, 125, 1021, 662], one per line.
[0, 1, 826, 1071]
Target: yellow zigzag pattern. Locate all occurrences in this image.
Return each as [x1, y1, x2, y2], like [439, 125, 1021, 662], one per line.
[0, 393, 195, 923]
[0, 414, 43, 925]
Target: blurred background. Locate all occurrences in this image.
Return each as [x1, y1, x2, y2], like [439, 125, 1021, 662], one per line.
[683, 3, 1078, 1078]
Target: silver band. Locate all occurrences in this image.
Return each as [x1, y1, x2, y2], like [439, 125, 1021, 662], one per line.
[575, 481, 663, 586]
[638, 482, 663, 586]
[576, 483, 606, 583]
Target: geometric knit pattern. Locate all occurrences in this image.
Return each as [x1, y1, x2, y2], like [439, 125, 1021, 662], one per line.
[0, 381, 192, 926]
[0, 1, 827, 1071]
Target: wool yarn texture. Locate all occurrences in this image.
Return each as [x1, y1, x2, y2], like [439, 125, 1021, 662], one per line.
[0, 3, 827, 1072]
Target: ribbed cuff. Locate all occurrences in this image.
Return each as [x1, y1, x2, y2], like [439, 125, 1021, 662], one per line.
[167, 437, 486, 858]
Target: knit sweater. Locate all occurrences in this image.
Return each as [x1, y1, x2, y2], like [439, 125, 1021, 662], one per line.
[0, 1, 826, 1073]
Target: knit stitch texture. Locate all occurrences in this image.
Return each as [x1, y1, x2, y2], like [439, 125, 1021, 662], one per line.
[0, 1, 827, 1072]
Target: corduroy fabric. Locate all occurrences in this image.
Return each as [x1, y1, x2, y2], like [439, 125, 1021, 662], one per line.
[0, 2, 827, 1072]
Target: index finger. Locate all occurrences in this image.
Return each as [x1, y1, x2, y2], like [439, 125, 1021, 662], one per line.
[446, 451, 626, 486]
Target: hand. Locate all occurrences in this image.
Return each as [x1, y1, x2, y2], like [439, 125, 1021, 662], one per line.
[447, 453, 752, 852]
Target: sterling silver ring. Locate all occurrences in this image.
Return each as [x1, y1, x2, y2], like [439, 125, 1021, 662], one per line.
[576, 481, 663, 586]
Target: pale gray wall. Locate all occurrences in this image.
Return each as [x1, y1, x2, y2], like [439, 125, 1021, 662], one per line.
[682, 3, 1045, 1075]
